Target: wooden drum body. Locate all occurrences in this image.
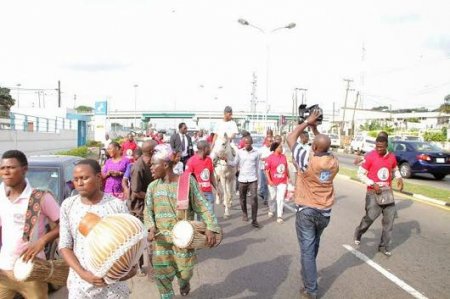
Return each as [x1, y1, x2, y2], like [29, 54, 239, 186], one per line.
[79, 212, 148, 284]
[172, 220, 222, 250]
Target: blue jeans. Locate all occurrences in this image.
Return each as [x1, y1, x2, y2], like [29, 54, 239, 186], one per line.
[296, 207, 330, 296]
[257, 169, 268, 201]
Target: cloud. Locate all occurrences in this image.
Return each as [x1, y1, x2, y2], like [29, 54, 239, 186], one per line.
[63, 62, 131, 72]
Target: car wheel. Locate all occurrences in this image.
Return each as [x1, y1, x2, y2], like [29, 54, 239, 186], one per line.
[432, 173, 446, 180]
[399, 162, 412, 178]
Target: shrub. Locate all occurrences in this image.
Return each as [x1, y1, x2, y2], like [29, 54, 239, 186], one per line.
[56, 146, 89, 157]
[86, 140, 102, 147]
[423, 131, 446, 142]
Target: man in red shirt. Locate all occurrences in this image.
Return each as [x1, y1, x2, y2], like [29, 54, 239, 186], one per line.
[186, 140, 217, 215]
[354, 135, 403, 256]
[122, 133, 138, 160]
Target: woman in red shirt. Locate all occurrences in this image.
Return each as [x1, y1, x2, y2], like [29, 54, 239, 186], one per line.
[265, 142, 289, 223]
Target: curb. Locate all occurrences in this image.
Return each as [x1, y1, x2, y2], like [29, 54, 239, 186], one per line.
[336, 174, 450, 207]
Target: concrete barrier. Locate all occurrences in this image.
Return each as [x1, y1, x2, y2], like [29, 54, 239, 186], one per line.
[0, 130, 77, 155]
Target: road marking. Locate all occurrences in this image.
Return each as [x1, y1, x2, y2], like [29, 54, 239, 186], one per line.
[343, 244, 428, 299]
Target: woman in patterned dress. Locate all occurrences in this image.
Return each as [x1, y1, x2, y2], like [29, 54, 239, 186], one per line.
[102, 142, 130, 199]
[145, 144, 220, 299]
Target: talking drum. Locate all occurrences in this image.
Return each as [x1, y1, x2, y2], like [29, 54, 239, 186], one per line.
[172, 220, 222, 250]
[79, 212, 148, 284]
[13, 256, 69, 286]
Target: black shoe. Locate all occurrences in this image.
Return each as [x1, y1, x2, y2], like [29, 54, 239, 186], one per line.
[300, 289, 317, 299]
[251, 221, 260, 228]
[180, 282, 190, 296]
[263, 200, 268, 206]
[354, 229, 361, 245]
[378, 246, 392, 257]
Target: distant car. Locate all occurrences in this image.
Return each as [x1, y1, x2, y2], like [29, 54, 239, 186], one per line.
[351, 135, 376, 154]
[27, 155, 81, 205]
[329, 134, 340, 148]
[392, 141, 450, 180]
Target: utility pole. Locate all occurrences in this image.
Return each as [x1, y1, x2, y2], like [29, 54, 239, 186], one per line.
[351, 91, 360, 138]
[250, 72, 258, 120]
[73, 94, 77, 109]
[341, 78, 353, 137]
[57, 80, 61, 108]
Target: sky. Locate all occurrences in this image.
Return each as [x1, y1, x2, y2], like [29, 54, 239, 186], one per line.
[1, 0, 450, 115]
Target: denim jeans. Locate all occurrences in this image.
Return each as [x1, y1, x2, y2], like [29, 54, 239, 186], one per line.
[296, 207, 330, 296]
[257, 169, 268, 201]
[203, 191, 215, 216]
[355, 191, 396, 250]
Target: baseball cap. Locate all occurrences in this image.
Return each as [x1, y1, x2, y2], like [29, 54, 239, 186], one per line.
[224, 106, 233, 113]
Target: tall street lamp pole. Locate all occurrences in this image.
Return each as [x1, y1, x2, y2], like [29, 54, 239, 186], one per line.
[16, 84, 21, 107]
[133, 84, 139, 130]
[238, 19, 296, 122]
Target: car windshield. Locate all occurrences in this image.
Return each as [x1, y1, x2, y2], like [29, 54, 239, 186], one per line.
[411, 142, 442, 152]
[27, 167, 60, 198]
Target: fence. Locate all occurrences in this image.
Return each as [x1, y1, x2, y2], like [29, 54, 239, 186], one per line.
[0, 111, 78, 133]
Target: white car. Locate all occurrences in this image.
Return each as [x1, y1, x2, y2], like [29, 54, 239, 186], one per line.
[351, 135, 375, 154]
[328, 134, 340, 148]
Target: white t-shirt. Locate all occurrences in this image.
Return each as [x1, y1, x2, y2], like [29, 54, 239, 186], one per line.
[258, 145, 272, 170]
[214, 120, 238, 140]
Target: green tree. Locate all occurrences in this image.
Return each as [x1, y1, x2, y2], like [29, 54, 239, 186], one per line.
[75, 105, 93, 113]
[370, 106, 389, 111]
[0, 87, 15, 117]
[445, 94, 450, 105]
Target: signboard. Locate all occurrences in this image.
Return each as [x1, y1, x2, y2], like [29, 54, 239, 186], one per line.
[94, 101, 108, 115]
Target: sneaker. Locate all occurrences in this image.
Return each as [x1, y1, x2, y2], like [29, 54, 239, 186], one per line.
[354, 230, 361, 245]
[242, 214, 248, 222]
[268, 212, 274, 218]
[379, 247, 392, 257]
[277, 218, 284, 224]
[300, 289, 317, 299]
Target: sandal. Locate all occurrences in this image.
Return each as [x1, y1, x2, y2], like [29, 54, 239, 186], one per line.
[180, 282, 191, 296]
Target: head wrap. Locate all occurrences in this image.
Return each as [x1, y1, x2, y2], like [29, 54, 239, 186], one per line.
[153, 144, 174, 162]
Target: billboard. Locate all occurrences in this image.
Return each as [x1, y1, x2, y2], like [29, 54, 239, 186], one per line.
[94, 101, 108, 115]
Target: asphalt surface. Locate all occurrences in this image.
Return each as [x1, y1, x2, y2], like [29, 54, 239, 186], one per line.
[51, 177, 450, 299]
[333, 151, 450, 191]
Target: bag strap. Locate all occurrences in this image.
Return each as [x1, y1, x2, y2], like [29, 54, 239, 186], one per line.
[22, 189, 45, 242]
[176, 172, 192, 213]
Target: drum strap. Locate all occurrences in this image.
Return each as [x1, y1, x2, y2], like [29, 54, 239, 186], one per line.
[176, 172, 193, 211]
[22, 189, 45, 242]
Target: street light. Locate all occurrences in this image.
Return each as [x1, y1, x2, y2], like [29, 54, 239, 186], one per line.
[238, 18, 296, 122]
[16, 84, 21, 107]
[133, 84, 138, 130]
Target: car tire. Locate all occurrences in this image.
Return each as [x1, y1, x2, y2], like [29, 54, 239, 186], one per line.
[432, 173, 446, 180]
[399, 162, 412, 178]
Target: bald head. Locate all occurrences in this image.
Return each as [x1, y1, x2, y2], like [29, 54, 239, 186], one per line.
[142, 140, 157, 156]
[313, 134, 331, 153]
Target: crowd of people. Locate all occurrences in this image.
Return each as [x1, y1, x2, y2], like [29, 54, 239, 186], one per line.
[0, 105, 405, 299]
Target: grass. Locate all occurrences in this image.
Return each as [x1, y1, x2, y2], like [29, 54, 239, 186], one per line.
[338, 166, 450, 203]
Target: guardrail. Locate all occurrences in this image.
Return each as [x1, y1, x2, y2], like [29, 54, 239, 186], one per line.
[0, 111, 78, 133]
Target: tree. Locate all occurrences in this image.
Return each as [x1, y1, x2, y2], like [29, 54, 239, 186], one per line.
[445, 94, 450, 105]
[0, 87, 15, 117]
[370, 106, 389, 111]
[75, 105, 93, 113]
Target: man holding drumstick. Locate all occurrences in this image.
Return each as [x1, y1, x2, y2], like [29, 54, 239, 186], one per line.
[0, 150, 60, 299]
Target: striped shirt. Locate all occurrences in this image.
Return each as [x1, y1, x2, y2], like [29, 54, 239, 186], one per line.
[291, 142, 332, 217]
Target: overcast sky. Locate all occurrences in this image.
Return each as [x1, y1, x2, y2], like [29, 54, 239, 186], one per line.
[1, 0, 449, 114]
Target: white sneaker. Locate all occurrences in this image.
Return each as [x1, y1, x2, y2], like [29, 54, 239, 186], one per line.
[268, 212, 274, 218]
[277, 218, 284, 224]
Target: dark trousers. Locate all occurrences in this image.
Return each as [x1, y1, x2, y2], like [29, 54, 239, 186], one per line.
[181, 156, 190, 170]
[238, 180, 258, 222]
[355, 192, 396, 250]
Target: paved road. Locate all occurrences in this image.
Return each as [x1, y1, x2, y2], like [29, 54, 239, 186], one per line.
[51, 177, 450, 299]
[333, 151, 450, 191]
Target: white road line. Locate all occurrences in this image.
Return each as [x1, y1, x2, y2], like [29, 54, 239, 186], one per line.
[343, 244, 428, 299]
[283, 203, 297, 213]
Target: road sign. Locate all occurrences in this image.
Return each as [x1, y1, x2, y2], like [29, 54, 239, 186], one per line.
[95, 101, 108, 115]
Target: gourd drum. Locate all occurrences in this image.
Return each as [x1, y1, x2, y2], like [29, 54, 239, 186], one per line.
[172, 220, 222, 250]
[79, 212, 147, 284]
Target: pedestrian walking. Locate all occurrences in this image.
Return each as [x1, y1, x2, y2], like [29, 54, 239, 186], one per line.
[59, 159, 132, 298]
[258, 135, 273, 205]
[225, 136, 261, 227]
[354, 135, 403, 256]
[265, 142, 289, 223]
[186, 140, 217, 215]
[169, 123, 194, 170]
[0, 150, 60, 299]
[102, 142, 130, 199]
[121, 133, 138, 161]
[122, 148, 143, 200]
[145, 144, 220, 298]
[287, 110, 339, 299]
